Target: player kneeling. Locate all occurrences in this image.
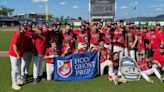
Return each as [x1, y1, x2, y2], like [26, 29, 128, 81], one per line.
[108, 52, 127, 85]
[136, 52, 164, 83]
[44, 40, 59, 80]
[92, 39, 113, 76]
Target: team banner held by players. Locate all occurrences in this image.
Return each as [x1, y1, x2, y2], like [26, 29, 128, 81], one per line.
[54, 51, 99, 81]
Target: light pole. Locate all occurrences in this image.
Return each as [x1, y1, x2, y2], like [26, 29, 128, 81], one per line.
[45, 2, 49, 22]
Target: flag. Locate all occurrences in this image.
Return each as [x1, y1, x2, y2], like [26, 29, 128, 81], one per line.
[54, 51, 99, 81]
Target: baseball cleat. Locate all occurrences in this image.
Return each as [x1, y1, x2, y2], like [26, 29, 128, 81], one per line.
[160, 78, 164, 82]
[113, 77, 118, 85]
[12, 85, 21, 90]
[147, 79, 154, 84]
[33, 78, 38, 84]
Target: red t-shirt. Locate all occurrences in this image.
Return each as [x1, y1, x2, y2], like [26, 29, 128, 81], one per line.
[45, 48, 59, 64]
[102, 33, 112, 44]
[62, 32, 75, 49]
[113, 33, 124, 47]
[90, 31, 100, 45]
[130, 29, 137, 36]
[8, 32, 26, 57]
[137, 32, 145, 51]
[24, 30, 35, 52]
[99, 48, 111, 63]
[74, 30, 89, 43]
[147, 33, 160, 51]
[153, 50, 164, 65]
[136, 58, 150, 71]
[34, 31, 49, 55]
[63, 32, 75, 44]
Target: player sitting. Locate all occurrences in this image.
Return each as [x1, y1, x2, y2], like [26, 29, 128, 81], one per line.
[108, 52, 127, 85]
[136, 51, 164, 83]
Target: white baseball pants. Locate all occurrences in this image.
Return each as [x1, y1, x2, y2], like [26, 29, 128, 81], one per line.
[9, 56, 22, 85]
[46, 63, 54, 80]
[100, 60, 113, 76]
[141, 68, 162, 81]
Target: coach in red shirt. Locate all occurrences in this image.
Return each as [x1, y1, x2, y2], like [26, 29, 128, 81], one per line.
[152, 44, 164, 71]
[8, 26, 27, 90]
[33, 25, 49, 84]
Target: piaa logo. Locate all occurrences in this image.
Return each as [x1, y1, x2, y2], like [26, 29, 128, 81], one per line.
[57, 60, 73, 78]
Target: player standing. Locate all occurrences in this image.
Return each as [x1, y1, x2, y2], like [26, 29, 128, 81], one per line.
[8, 26, 27, 90]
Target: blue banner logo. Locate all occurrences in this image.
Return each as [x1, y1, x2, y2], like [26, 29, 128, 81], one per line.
[54, 51, 99, 81]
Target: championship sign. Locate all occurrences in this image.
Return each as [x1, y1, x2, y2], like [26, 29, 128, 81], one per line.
[54, 51, 99, 81]
[120, 56, 141, 81]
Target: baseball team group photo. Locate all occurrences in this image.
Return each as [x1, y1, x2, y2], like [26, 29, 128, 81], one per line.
[0, 0, 164, 92]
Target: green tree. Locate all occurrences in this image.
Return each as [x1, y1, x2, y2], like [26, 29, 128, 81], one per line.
[0, 6, 14, 17]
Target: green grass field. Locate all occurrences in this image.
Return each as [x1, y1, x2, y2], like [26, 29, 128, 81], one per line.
[0, 57, 164, 92]
[0, 29, 164, 92]
[0, 31, 13, 51]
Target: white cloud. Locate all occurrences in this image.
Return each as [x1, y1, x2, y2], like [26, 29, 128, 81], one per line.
[149, 4, 164, 8]
[119, 6, 128, 9]
[154, 8, 163, 11]
[32, 0, 48, 2]
[59, 2, 67, 5]
[72, 5, 79, 9]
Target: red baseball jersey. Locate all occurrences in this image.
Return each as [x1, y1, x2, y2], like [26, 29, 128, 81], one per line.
[137, 32, 145, 51]
[74, 30, 89, 43]
[90, 31, 100, 45]
[34, 31, 49, 55]
[8, 32, 26, 57]
[99, 48, 111, 63]
[62, 32, 75, 44]
[136, 59, 150, 71]
[24, 30, 35, 52]
[102, 33, 112, 44]
[147, 33, 160, 51]
[45, 48, 59, 64]
[153, 50, 164, 66]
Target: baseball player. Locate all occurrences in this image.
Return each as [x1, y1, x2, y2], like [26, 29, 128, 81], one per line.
[89, 23, 100, 49]
[92, 39, 113, 76]
[74, 25, 89, 50]
[33, 25, 49, 84]
[113, 27, 125, 62]
[44, 40, 59, 80]
[136, 51, 164, 83]
[62, 24, 76, 54]
[152, 44, 164, 71]
[8, 26, 27, 90]
[21, 25, 35, 82]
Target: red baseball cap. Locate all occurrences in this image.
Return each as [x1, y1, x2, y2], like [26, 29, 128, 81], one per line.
[159, 45, 164, 49]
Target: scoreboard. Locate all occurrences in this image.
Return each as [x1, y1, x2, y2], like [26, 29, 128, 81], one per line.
[90, 0, 115, 21]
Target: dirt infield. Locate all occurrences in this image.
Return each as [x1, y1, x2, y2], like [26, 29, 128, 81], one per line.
[0, 51, 8, 57]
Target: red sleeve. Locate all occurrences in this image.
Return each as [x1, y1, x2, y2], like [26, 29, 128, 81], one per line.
[153, 51, 159, 61]
[45, 49, 50, 56]
[12, 32, 19, 44]
[73, 30, 79, 35]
